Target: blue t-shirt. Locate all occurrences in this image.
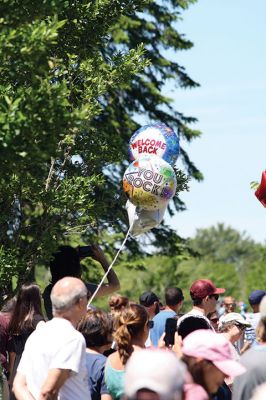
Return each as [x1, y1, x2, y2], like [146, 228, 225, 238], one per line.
[85, 352, 109, 400]
[150, 310, 176, 346]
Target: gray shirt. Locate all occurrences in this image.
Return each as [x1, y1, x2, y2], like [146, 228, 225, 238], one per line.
[232, 345, 266, 400]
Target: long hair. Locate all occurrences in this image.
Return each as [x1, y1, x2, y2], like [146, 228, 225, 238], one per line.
[8, 283, 43, 335]
[114, 303, 148, 365]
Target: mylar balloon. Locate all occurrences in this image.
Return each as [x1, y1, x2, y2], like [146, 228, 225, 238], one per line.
[255, 171, 266, 208]
[128, 123, 179, 166]
[126, 200, 167, 236]
[123, 155, 177, 211]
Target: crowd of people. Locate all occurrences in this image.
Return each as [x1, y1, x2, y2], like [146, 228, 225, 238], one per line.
[1, 245, 266, 400]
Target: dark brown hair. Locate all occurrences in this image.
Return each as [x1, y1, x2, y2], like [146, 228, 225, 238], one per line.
[165, 287, 184, 306]
[8, 283, 43, 335]
[114, 303, 148, 365]
[182, 355, 211, 394]
[78, 309, 113, 348]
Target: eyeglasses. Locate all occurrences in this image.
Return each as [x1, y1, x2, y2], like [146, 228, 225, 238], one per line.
[209, 294, 219, 301]
[147, 320, 154, 329]
[210, 317, 219, 323]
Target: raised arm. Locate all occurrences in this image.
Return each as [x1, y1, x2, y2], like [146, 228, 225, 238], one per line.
[90, 245, 120, 297]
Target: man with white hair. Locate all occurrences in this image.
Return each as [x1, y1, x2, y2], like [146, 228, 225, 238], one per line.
[13, 277, 90, 400]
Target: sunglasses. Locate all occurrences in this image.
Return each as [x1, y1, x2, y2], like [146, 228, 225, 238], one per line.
[147, 320, 154, 329]
[235, 323, 246, 331]
[210, 317, 219, 323]
[209, 294, 219, 300]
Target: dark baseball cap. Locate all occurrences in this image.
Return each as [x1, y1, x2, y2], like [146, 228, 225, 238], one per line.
[139, 291, 159, 307]
[190, 279, 225, 300]
[248, 290, 266, 305]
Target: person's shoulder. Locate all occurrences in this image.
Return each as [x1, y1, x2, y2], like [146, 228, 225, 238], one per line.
[153, 310, 175, 321]
[179, 314, 209, 324]
[107, 351, 118, 362]
[152, 312, 161, 322]
[47, 318, 84, 340]
[86, 353, 107, 369]
[178, 312, 210, 326]
[240, 345, 266, 363]
[106, 351, 125, 370]
[177, 312, 191, 325]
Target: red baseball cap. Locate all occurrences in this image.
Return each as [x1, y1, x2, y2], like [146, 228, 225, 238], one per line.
[190, 279, 225, 300]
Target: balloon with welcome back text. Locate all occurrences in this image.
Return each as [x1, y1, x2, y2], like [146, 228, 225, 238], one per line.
[128, 123, 180, 166]
[123, 155, 177, 211]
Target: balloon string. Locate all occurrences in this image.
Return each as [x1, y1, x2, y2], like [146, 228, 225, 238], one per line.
[87, 219, 134, 306]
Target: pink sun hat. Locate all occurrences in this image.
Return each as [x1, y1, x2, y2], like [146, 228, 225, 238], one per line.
[182, 330, 246, 378]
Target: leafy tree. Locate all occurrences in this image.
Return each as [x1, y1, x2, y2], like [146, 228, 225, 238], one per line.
[188, 224, 263, 299]
[0, 0, 149, 302]
[245, 247, 266, 295]
[0, 0, 201, 304]
[189, 224, 259, 264]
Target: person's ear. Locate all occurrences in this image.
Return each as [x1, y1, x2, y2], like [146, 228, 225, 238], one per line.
[77, 298, 83, 309]
[203, 296, 209, 304]
[78, 296, 87, 309]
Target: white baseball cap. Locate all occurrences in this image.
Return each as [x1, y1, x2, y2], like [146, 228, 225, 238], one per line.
[218, 312, 251, 329]
[125, 349, 186, 400]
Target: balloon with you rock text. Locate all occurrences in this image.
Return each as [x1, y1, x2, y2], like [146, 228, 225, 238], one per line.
[123, 155, 177, 211]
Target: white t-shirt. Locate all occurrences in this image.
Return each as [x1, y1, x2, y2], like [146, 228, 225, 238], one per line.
[177, 308, 213, 330]
[18, 318, 90, 400]
[246, 312, 261, 331]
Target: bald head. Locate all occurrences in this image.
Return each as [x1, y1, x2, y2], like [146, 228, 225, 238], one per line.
[224, 296, 236, 313]
[51, 277, 87, 314]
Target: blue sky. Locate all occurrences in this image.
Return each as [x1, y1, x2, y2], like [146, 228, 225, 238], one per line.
[164, 0, 266, 243]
